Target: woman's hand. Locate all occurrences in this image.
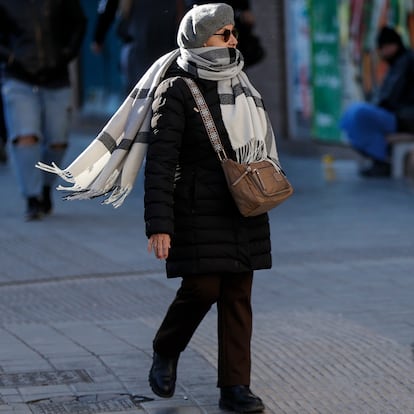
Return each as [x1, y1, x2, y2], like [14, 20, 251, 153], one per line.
[147, 233, 171, 260]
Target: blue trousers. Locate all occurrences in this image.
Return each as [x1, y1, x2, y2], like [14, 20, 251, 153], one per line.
[340, 102, 397, 162]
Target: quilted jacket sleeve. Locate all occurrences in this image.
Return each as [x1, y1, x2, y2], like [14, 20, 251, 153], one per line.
[144, 77, 187, 237]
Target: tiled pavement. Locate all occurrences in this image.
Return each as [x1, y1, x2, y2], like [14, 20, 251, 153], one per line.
[0, 131, 414, 413]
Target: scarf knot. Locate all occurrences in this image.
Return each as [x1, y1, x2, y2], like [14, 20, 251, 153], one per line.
[177, 47, 244, 80]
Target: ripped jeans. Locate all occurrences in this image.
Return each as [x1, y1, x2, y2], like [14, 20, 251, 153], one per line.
[1, 78, 71, 197]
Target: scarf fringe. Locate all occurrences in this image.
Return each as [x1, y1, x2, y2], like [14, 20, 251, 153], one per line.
[60, 185, 131, 209]
[101, 185, 132, 208]
[62, 189, 103, 201]
[38, 154, 130, 206]
[235, 139, 266, 164]
[36, 162, 75, 183]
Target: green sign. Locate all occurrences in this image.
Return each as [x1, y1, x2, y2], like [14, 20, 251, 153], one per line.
[310, 0, 342, 142]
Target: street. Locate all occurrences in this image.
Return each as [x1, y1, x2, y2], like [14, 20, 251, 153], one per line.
[1, 131, 414, 413]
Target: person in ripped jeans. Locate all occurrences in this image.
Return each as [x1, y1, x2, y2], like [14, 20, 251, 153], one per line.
[0, 0, 86, 220]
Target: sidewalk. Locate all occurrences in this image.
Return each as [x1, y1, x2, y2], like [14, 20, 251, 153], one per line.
[1, 127, 414, 413]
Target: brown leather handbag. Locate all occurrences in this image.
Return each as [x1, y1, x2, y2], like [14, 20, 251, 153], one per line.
[183, 77, 293, 217]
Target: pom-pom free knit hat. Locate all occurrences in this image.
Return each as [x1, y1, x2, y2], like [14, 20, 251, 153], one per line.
[376, 26, 403, 48]
[177, 3, 235, 49]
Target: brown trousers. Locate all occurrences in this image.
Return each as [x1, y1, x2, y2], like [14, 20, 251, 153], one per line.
[153, 271, 253, 387]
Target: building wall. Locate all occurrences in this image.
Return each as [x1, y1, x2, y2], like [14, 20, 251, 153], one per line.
[248, 0, 288, 139]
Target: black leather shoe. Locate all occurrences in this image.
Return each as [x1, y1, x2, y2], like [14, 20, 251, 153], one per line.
[0, 143, 7, 164]
[148, 352, 179, 398]
[41, 185, 53, 215]
[25, 196, 42, 221]
[359, 161, 391, 178]
[219, 385, 264, 413]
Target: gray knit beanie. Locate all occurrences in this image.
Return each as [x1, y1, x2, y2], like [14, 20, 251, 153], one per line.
[177, 3, 235, 49]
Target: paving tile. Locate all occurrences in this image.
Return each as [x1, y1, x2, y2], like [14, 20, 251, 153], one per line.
[1, 136, 414, 413]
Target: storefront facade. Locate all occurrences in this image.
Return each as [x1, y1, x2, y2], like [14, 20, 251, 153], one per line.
[284, 0, 414, 143]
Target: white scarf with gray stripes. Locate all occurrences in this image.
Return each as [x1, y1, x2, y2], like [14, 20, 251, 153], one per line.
[37, 47, 279, 207]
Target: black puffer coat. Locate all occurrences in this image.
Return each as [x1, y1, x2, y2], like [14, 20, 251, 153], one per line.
[144, 65, 272, 278]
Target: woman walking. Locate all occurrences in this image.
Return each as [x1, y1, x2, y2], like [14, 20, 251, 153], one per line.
[145, 4, 278, 412]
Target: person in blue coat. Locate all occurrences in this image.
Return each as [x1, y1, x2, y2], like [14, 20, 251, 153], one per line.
[340, 26, 414, 177]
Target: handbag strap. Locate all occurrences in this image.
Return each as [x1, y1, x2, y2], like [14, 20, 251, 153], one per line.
[181, 77, 228, 161]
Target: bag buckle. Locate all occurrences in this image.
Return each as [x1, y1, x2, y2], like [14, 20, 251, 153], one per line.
[217, 149, 228, 161]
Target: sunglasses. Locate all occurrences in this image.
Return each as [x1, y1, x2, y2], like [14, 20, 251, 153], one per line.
[212, 28, 239, 42]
